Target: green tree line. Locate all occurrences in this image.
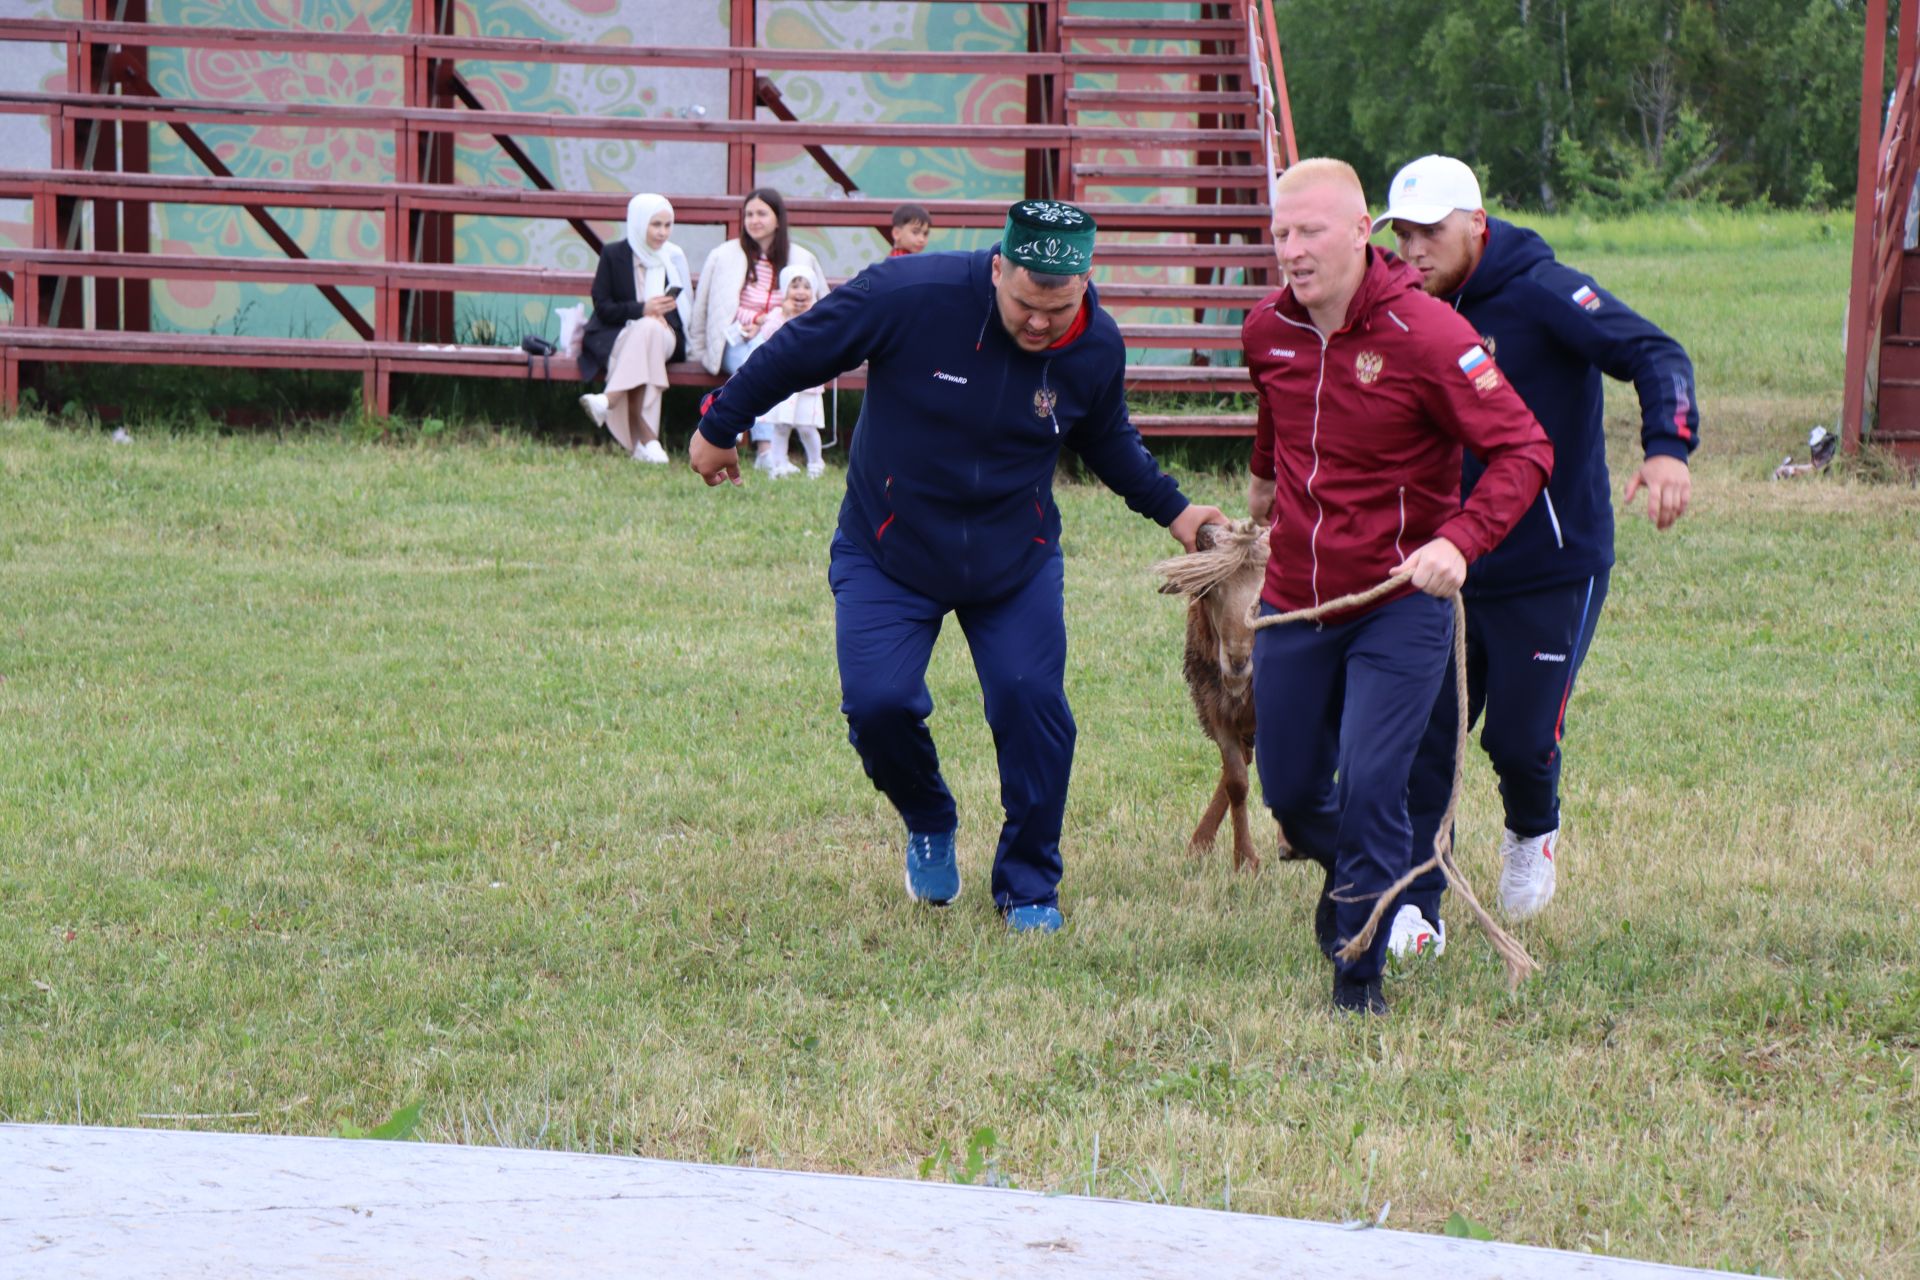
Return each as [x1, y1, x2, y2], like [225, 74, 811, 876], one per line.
[1274, 0, 1887, 210]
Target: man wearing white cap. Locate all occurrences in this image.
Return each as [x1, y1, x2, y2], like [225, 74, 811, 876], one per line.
[1378, 154, 1701, 923]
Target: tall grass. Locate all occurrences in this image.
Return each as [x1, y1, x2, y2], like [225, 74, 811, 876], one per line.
[0, 211, 1914, 1277]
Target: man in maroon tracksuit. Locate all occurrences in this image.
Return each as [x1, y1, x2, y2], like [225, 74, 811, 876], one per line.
[1244, 159, 1553, 1016]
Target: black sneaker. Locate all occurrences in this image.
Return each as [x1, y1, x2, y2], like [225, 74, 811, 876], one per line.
[1314, 865, 1338, 960]
[1331, 972, 1388, 1016]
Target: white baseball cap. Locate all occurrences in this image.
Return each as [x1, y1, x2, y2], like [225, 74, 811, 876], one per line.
[1371, 155, 1483, 232]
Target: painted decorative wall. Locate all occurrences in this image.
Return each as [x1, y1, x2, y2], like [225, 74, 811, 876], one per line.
[2, 1, 1216, 347]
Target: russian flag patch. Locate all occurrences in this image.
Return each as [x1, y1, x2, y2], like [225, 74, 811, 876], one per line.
[1572, 284, 1601, 312]
[1458, 344, 1502, 396]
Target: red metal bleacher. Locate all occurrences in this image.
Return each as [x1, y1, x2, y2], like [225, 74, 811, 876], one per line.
[0, 1, 1295, 434]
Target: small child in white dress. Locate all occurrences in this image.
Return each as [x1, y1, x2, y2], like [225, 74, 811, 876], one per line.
[747, 266, 829, 479]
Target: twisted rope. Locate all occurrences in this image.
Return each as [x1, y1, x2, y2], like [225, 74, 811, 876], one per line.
[1247, 575, 1539, 990]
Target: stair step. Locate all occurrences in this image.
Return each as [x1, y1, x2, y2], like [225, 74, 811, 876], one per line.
[1095, 243, 1275, 270]
[1131, 413, 1257, 437]
[1124, 364, 1251, 386]
[1115, 323, 1242, 347]
[1060, 17, 1246, 42]
[1067, 90, 1258, 110]
[1075, 164, 1268, 188]
[1871, 379, 1920, 427]
[1879, 337, 1920, 380]
[1062, 53, 1248, 73]
[1099, 282, 1272, 306]
[1068, 103, 1256, 120]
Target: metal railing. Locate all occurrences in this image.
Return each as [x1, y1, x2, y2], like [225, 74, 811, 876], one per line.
[1842, 0, 1920, 451]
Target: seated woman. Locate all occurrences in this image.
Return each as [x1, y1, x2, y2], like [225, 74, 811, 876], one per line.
[686, 187, 824, 471]
[748, 266, 830, 479]
[579, 192, 689, 464]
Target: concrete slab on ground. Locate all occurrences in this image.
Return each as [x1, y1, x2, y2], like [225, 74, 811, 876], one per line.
[1, 1124, 1765, 1278]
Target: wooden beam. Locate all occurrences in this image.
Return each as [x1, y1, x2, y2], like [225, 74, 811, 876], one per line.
[0, 21, 1250, 75]
[6, 170, 1272, 232]
[5, 89, 1263, 149]
[1843, 0, 1892, 452]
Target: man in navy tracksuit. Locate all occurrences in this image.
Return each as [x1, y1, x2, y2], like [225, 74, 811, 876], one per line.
[689, 200, 1224, 933]
[1380, 155, 1700, 924]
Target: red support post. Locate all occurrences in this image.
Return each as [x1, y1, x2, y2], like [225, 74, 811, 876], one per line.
[46, 135, 85, 325]
[32, 189, 55, 252]
[1049, 0, 1067, 196]
[1842, 0, 1891, 453]
[1025, 0, 1058, 200]
[83, 0, 121, 332]
[379, 195, 401, 341]
[403, 0, 455, 343]
[1257, 0, 1297, 167]
[1193, 3, 1229, 338]
[120, 0, 150, 332]
[728, 0, 758, 210]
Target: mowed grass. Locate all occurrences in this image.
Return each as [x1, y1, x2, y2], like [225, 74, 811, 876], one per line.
[2, 212, 1916, 1278]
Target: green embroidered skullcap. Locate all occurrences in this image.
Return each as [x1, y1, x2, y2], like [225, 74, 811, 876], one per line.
[1001, 200, 1097, 275]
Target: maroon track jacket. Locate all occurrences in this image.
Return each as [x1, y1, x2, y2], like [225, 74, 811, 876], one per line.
[1247, 248, 1553, 618]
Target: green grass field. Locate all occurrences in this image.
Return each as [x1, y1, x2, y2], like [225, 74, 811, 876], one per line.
[3, 211, 1916, 1277]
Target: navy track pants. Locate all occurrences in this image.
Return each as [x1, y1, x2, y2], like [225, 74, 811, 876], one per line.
[1407, 572, 1610, 897]
[1252, 590, 1454, 981]
[828, 531, 1075, 910]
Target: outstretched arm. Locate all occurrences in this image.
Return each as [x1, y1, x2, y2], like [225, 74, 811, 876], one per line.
[1532, 267, 1698, 529]
[1065, 369, 1212, 543]
[694, 268, 887, 452]
[1416, 334, 1553, 594]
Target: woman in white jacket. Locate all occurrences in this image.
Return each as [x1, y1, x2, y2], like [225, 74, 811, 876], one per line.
[687, 187, 824, 470]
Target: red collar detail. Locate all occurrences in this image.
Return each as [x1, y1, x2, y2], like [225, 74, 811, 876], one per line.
[1048, 298, 1091, 349]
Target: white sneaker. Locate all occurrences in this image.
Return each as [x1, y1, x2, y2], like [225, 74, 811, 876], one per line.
[637, 440, 670, 464]
[579, 393, 608, 428]
[1499, 827, 1558, 920]
[806, 460, 826, 479]
[753, 451, 778, 474]
[1386, 904, 1445, 965]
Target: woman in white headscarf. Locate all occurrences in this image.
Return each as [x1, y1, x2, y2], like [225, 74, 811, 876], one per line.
[579, 193, 690, 464]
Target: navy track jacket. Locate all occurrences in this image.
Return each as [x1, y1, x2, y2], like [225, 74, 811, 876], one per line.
[1446, 217, 1700, 597]
[698, 246, 1192, 605]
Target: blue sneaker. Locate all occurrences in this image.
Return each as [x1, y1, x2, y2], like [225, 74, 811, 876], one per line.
[1006, 905, 1064, 934]
[904, 830, 960, 905]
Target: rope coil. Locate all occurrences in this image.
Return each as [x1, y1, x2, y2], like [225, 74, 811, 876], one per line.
[1247, 575, 1540, 990]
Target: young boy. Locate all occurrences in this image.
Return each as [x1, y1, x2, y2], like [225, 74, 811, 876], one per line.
[889, 203, 932, 256]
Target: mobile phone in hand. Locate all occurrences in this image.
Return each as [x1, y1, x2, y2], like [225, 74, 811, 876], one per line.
[665, 285, 683, 300]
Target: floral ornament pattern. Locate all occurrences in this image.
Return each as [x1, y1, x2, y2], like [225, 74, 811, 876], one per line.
[3, 0, 1229, 350]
